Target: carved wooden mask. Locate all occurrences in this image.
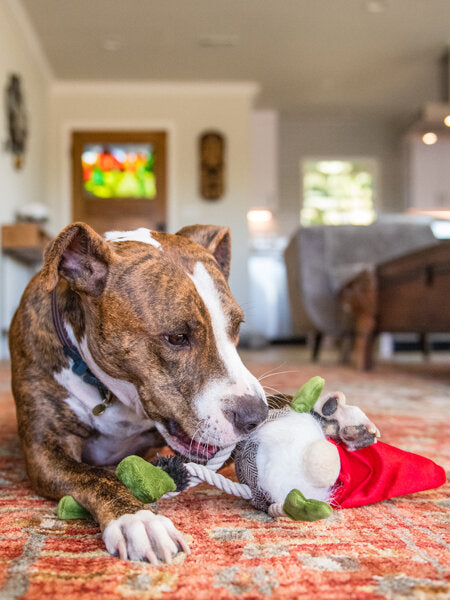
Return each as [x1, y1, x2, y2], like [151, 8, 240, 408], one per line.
[199, 131, 225, 200]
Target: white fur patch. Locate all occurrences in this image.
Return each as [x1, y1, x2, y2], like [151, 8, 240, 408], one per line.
[188, 262, 265, 400]
[103, 510, 189, 563]
[62, 323, 146, 418]
[187, 262, 266, 445]
[104, 228, 161, 249]
[54, 365, 155, 464]
[254, 411, 333, 503]
[55, 324, 155, 465]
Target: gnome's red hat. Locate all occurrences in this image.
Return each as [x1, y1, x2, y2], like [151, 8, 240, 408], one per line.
[329, 440, 446, 508]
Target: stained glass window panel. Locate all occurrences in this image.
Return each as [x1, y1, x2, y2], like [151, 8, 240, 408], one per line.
[81, 143, 156, 199]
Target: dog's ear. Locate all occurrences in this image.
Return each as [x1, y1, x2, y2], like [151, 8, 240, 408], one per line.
[176, 224, 231, 280]
[41, 222, 112, 295]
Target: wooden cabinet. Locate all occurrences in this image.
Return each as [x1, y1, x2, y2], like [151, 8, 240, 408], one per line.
[340, 241, 450, 370]
[1, 223, 51, 265]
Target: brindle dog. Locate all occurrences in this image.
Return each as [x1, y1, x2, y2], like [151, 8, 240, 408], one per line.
[10, 222, 379, 564]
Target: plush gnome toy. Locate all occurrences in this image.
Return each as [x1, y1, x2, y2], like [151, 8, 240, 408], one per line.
[233, 377, 446, 519]
[58, 377, 446, 522]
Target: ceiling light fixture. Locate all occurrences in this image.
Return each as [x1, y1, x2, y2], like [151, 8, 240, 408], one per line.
[422, 132, 438, 145]
[103, 38, 122, 52]
[444, 115, 450, 127]
[365, 1, 387, 14]
[247, 209, 273, 224]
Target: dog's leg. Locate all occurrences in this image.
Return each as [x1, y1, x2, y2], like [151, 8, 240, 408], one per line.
[22, 433, 189, 563]
[312, 391, 380, 450]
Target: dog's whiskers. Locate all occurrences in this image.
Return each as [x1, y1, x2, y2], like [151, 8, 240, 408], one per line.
[256, 363, 287, 382]
[258, 369, 299, 382]
[263, 385, 291, 409]
[188, 422, 204, 459]
[195, 428, 208, 464]
[263, 384, 289, 397]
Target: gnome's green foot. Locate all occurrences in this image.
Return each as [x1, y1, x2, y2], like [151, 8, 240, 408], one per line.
[57, 495, 91, 519]
[283, 489, 333, 521]
[57, 455, 177, 520]
[115, 455, 176, 503]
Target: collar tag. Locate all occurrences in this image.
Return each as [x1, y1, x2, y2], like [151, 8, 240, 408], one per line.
[92, 391, 114, 416]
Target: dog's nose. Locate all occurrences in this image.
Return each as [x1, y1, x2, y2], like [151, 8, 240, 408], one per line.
[226, 395, 268, 435]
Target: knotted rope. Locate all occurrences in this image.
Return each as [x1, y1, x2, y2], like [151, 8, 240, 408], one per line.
[162, 445, 252, 500]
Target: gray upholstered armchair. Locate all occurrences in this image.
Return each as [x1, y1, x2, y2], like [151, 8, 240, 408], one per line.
[284, 220, 437, 361]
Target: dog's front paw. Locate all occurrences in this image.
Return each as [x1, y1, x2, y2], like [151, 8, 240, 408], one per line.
[103, 509, 190, 564]
[313, 391, 380, 451]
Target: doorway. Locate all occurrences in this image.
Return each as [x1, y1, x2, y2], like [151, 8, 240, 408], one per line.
[72, 130, 167, 234]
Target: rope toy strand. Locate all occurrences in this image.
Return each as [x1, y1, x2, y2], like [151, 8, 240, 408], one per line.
[268, 502, 286, 517]
[162, 444, 251, 499]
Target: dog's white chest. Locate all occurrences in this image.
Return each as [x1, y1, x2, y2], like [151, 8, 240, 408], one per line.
[54, 367, 155, 464]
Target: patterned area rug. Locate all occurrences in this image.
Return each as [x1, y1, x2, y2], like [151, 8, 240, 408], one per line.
[1, 357, 449, 600]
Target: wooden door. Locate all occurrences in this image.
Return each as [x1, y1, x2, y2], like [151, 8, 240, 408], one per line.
[72, 131, 167, 234]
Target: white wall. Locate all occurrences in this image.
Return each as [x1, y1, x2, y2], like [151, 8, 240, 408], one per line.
[278, 113, 404, 238]
[0, 0, 50, 221]
[0, 0, 50, 358]
[46, 81, 258, 328]
[407, 135, 450, 209]
[251, 110, 278, 210]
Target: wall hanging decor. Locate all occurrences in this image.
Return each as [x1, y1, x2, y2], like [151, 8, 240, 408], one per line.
[199, 131, 225, 200]
[5, 74, 28, 169]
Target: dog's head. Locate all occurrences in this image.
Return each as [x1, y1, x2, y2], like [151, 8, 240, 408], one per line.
[42, 222, 268, 460]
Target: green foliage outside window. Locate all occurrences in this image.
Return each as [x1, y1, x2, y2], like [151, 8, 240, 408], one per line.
[301, 160, 376, 226]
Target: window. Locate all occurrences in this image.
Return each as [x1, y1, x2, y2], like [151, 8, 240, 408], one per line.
[301, 159, 376, 226]
[81, 143, 156, 199]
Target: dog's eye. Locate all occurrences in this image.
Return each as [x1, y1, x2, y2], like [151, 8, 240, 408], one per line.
[164, 333, 190, 349]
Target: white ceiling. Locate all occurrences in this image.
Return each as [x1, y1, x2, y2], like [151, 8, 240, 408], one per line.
[20, 0, 450, 120]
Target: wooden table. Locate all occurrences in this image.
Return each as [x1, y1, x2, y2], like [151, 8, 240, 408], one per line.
[340, 241, 450, 370]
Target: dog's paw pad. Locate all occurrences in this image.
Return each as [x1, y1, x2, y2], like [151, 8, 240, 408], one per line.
[103, 509, 190, 563]
[313, 391, 380, 450]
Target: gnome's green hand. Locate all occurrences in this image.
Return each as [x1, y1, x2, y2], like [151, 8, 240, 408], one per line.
[57, 455, 177, 520]
[291, 376, 325, 413]
[283, 489, 333, 521]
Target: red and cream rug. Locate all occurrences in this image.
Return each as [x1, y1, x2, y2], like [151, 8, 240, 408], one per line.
[1, 356, 449, 599]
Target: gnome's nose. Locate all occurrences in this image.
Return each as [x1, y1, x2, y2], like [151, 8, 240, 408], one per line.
[225, 395, 268, 435]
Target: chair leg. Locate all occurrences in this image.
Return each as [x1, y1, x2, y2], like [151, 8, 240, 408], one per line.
[359, 330, 376, 371]
[340, 332, 353, 365]
[310, 331, 323, 362]
[418, 333, 431, 359]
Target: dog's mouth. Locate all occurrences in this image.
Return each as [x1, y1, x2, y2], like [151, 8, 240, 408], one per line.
[161, 419, 219, 462]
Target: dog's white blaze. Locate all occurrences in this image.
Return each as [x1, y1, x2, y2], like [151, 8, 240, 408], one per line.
[104, 227, 161, 249]
[188, 262, 266, 400]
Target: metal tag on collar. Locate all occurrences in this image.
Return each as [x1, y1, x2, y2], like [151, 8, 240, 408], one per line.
[92, 391, 114, 416]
